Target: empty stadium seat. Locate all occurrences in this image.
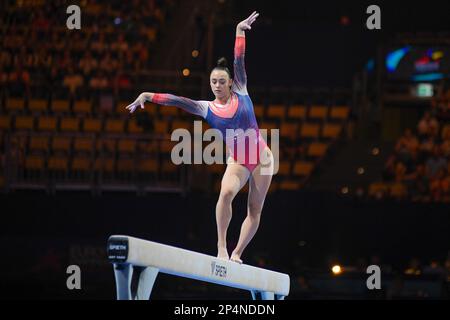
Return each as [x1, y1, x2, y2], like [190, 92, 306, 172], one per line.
[51, 99, 71, 113]
[28, 99, 48, 112]
[73, 100, 92, 114]
[300, 123, 320, 139]
[105, 119, 124, 133]
[15, 116, 34, 130]
[309, 105, 328, 120]
[293, 161, 314, 176]
[6, 98, 25, 112]
[83, 118, 102, 132]
[29, 136, 49, 153]
[52, 136, 72, 153]
[37, 116, 57, 131]
[322, 123, 342, 139]
[266, 104, 286, 120]
[330, 106, 350, 120]
[307, 142, 328, 157]
[287, 105, 307, 120]
[60, 118, 80, 132]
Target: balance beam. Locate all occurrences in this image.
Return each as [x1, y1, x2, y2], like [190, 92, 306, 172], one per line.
[107, 235, 290, 300]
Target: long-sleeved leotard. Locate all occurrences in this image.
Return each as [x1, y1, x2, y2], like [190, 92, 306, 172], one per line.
[151, 35, 267, 173]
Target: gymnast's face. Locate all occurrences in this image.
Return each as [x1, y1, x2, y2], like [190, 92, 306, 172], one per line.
[210, 69, 232, 101]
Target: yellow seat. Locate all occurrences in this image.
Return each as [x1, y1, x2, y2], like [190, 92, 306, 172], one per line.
[330, 106, 350, 120]
[74, 137, 94, 153]
[73, 100, 92, 114]
[6, 98, 25, 112]
[15, 116, 34, 130]
[293, 161, 313, 176]
[117, 158, 134, 172]
[160, 140, 176, 154]
[159, 106, 179, 117]
[94, 158, 115, 172]
[51, 99, 70, 113]
[277, 160, 291, 176]
[253, 104, 265, 119]
[138, 158, 158, 173]
[105, 119, 124, 133]
[300, 123, 320, 138]
[60, 118, 80, 132]
[25, 155, 45, 170]
[38, 117, 57, 131]
[48, 156, 69, 170]
[83, 118, 102, 132]
[154, 121, 169, 134]
[28, 99, 48, 112]
[72, 157, 91, 171]
[279, 179, 301, 190]
[118, 139, 136, 153]
[309, 105, 328, 120]
[280, 123, 298, 140]
[29, 136, 49, 152]
[322, 123, 342, 139]
[266, 105, 285, 120]
[128, 119, 144, 134]
[52, 137, 72, 152]
[96, 139, 116, 153]
[0, 116, 11, 130]
[288, 105, 307, 120]
[307, 142, 328, 157]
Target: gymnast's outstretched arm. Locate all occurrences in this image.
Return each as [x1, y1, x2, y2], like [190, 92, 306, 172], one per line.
[232, 11, 259, 95]
[126, 92, 208, 118]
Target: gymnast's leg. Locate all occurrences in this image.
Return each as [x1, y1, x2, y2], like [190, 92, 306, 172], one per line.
[231, 148, 274, 264]
[216, 159, 250, 260]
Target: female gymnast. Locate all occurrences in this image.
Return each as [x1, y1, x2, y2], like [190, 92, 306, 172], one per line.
[126, 11, 274, 264]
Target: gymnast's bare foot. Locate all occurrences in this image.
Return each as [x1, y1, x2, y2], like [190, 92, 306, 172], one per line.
[230, 252, 243, 264]
[217, 247, 229, 260]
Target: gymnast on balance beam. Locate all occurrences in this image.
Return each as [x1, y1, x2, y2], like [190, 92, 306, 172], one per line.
[126, 11, 274, 264]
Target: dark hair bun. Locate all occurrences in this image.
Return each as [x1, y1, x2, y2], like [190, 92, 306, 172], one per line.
[217, 57, 228, 68]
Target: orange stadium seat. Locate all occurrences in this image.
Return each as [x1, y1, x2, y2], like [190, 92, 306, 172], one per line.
[71, 156, 91, 171]
[83, 118, 102, 132]
[300, 123, 320, 139]
[127, 119, 144, 134]
[266, 104, 286, 120]
[15, 116, 34, 130]
[48, 155, 69, 171]
[322, 123, 342, 139]
[138, 158, 159, 174]
[279, 179, 301, 190]
[74, 137, 94, 154]
[330, 106, 350, 120]
[6, 98, 25, 112]
[29, 136, 49, 153]
[73, 100, 92, 114]
[117, 158, 135, 173]
[60, 118, 80, 132]
[293, 161, 314, 176]
[154, 121, 169, 134]
[309, 105, 328, 120]
[0, 116, 11, 130]
[280, 123, 298, 140]
[253, 104, 265, 119]
[52, 136, 72, 153]
[51, 99, 70, 113]
[25, 155, 45, 170]
[28, 99, 48, 113]
[105, 119, 124, 133]
[287, 105, 307, 120]
[118, 139, 136, 153]
[159, 106, 179, 117]
[307, 142, 328, 157]
[37, 116, 57, 131]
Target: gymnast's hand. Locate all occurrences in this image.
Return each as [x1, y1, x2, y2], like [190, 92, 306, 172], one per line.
[126, 92, 154, 113]
[237, 11, 259, 32]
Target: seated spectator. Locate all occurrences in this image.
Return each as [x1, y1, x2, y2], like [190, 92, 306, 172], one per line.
[99, 52, 118, 74]
[63, 67, 84, 95]
[110, 33, 129, 53]
[429, 168, 449, 202]
[395, 128, 419, 165]
[408, 164, 430, 202]
[8, 64, 30, 96]
[426, 146, 447, 179]
[79, 51, 98, 78]
[89, 70, 109, 91]
[91, 32, 108, 54]
[417, 111, 439, 141]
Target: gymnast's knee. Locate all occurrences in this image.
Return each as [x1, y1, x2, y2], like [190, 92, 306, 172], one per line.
[219, 187, 237, 204]
[248, 202, 263, 219]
